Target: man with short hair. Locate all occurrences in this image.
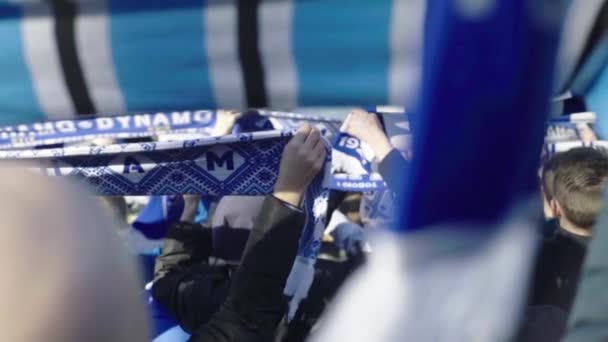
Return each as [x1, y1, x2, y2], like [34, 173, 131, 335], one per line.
[541, 152, 566, 220]
[530, 147, 608, 311]
[551, 147, 608, 236]
[539, 153, 568, 238]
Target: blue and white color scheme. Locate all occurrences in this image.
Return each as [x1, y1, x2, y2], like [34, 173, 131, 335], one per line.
[0, 116, 374, 321]
[285, 151, 331, 320]
[545, 122, 583, 142]
[0, 110, 217, 149]
[0, 108, 352, 150]
[0, 128, 388, 195]
[134, 196, 185, 240]
[548, 140, 608, 155]
[315, 0, 571, 341]
[0, 1, 424, 124]
[0, 131, 293, 196]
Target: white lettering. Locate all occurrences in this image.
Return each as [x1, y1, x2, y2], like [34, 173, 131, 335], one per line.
[108, 154, 155, 183]
[338, 136, 360, 149]
[134, 114, 151, 128]
[115, 116, 131, 129]
[171, 111, 192, 126]
[152, 113, 170, 127]
[96, 117, 114, 130]
[17, 124, 29, 132]
[55, 121, 76, 133]
[346, 137, 359, 149]
[193, 110, 214, 125]
[33, 122, 55, 135]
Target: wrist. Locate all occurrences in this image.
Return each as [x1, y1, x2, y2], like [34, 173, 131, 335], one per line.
[180, 205, 199, 223]
[273, 187, 305, 208]
[369, 134, 393, 162]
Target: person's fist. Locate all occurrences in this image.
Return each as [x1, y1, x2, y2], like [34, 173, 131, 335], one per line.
[342, 109, 383, 141]
[577, 123, 598, 142]
[274, 123, 327, 207]
[342, 109, 393, 162]
[212, 110, 243, 137]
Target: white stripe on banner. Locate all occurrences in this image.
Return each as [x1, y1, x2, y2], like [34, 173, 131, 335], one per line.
[0, 109, 344, 149]
[205, 0, 246, 109]
[555, 0, 606, 90]
[551, 140, 608, 154]
[22, 4, 76, 119]
[0, 110, 217, 149]
[259, 0, 298, 109]
[76, 0, 126, 114]
[389, 0, 425, 106]
[0, 129, 386, 194]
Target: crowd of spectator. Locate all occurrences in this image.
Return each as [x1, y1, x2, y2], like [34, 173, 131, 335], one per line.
[2, 108, 608, 342]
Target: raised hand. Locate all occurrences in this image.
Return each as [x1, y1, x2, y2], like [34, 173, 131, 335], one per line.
[342, 109, 393, 162]
[273, 123, 327, 207]
[212, 110, 244, 137]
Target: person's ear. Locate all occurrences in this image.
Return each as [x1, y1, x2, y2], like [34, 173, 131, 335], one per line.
[543, 195, 554, 219]
[550, 198, 562, 218]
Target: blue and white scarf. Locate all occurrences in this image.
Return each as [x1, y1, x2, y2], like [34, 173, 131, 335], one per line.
[546, 139, 608, 156]
[0, 110, 391, 319]
[545, 112, 597, 143]
[0, 110, 217, 149]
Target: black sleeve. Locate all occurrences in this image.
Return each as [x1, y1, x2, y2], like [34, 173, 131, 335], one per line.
[153, 222, 213, 281]
[528, 239, 560, 307]
[190, 195, 306, 342]
[378, 149, 409, 194]
[152, 222, 231, 334]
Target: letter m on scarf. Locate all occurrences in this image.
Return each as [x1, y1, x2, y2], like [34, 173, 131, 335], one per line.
[206, 151, 234, 171]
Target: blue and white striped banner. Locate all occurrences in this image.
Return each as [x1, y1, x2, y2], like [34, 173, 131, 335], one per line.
[0, 114, 387, 320]
[2, 130, 292, 196]
[0, 1, 424, 125]
[545, 112, 598, 143]
[0, 128, 387, 195]
[546, 139, 608, 156]
[0, 103, 589, 196]
[0, 109, 348, 150]
[0, 110, 217, 149]
[0, 107, 591, 150]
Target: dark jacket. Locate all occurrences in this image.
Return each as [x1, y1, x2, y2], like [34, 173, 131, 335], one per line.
[378, 149, 408, 194]
[153, 195, 305, 342]
[529, 229, 589, 312]
[515, 305, 567, 342]
[152, 220, 231, 333]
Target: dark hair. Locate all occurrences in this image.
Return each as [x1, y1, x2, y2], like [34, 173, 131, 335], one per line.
[553, 147, 608, 230]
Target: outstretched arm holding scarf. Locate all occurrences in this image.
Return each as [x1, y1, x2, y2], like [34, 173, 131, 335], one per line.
[190, 123, 327, 342]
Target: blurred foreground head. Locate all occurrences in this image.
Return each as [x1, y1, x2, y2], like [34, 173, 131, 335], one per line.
[0, 168, 149, 341]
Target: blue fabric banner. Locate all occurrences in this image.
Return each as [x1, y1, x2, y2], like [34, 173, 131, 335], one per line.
[0, 1, 417, 123]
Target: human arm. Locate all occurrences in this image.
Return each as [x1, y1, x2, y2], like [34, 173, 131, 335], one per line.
[342, 109, 409, 193]
[341, 108, 394, 162]
[190, 123, 326, 342]
[153, 195, 212, 281]
[212, 110, 243, 137]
